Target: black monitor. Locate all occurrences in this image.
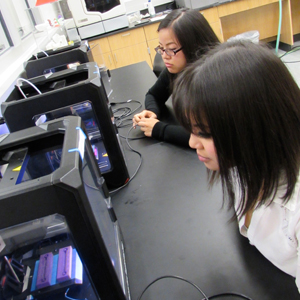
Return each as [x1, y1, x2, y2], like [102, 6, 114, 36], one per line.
[1, 63, 129, 189]
[0, 116, 129, 300]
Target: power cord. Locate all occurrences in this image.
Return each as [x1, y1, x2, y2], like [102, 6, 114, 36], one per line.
[111, 99, 142, 127]
[34, 49, 49, 59]
[279, 45, 300, 63]
[109, 99, 145, 194]
[279, 45, 300, 59]
[109, 125, 143, 195]
[137, 275, 209, 300]
[16, 78, 42, 99]
[137, 275, 254, 300]
[202, 293, 253, 299]
[111, 99, 145, 140]
[117, 119, 146, 140]
[282, 60, 300, 64]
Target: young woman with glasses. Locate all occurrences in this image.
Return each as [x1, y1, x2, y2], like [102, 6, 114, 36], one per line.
[132, 8, 219, 147]
[173, 40, 300, 291]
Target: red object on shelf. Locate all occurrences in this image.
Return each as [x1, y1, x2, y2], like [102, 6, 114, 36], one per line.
[35, 0, 57, 6]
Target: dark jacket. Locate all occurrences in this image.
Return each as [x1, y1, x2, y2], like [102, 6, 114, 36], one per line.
[145, 68, 190, 148]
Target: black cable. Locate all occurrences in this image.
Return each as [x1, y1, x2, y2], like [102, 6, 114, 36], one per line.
[136, 275, 209, 300]
[282, 60, 300, 64]
[111, 99, 144, 137]
[202, 292, 253, 300]
[137, 275, 254, 300]
[108, 100, 144, 194]
[117, 119, 146, 140]
[113, 107, 132, 120]
[109, 125, 143, 195]
[116, 117, 136, 129]
[279, 45, 300, 59]
[111, 99, 142, 124]
[116, 118, 134, 128]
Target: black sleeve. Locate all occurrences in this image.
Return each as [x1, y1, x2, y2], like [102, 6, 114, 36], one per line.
[151, 121, 190, 148]
[145, 68, 173, 119]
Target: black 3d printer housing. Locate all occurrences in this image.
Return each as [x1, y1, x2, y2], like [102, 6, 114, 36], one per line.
[24, 41, 94, 78]
[23, 40, 112, 102]
[0, 116, 130, 300]
[1, 62, 129, 189]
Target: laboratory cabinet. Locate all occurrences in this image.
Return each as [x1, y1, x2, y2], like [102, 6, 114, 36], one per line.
[89, 37, 116, 70]
[89, 27, 152, 70]
[200, 6, 223, 42]
[218, 0, 300, 44]
[88, 0, 300, 70]
[144, 23, 160, 65]
[88, 16, 221, 70]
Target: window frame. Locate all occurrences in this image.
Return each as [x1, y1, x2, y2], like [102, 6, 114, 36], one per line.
[0, 10, 13, 55]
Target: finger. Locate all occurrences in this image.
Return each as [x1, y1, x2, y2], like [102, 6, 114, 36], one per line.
[132, 119, 137, 128]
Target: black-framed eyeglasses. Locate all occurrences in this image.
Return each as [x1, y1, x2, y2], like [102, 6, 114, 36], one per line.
[154, 46, 183, 56]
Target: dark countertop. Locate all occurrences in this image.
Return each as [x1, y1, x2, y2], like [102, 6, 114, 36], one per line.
[109, 61, 300, 300]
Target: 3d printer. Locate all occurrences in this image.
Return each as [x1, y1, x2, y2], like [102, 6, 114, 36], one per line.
[23, 40, 112, 99]
[1, 62, 129, 190]
[0, 116, 130, 300]
[24, 41, 94, 78]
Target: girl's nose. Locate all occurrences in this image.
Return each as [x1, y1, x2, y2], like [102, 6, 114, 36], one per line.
[189, 133, 203, 149]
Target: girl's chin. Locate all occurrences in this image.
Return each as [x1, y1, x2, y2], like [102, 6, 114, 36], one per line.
[203, 161, 220, 171]
[166, 67, 177, 74]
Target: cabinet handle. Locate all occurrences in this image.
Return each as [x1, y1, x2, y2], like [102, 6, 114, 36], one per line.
[114, 53, 118, 63]
[90, 43, 99, 50]
[108, 55, 112, 65]
[121, 33, 131, 37]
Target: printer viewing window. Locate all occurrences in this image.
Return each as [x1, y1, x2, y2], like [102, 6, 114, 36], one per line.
[67, 0, 129, 38]
[85, 0, 121, 14]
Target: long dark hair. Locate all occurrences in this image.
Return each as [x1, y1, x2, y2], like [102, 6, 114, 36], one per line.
[158, 8, 220, 64]
[173, 41, 300, 217]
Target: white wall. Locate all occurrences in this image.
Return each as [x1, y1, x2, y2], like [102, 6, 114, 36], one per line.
[0, 0, 61, 106]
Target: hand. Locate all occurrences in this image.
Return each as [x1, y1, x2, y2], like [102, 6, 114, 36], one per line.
[137, 117, 160, 137]
[133, 110, 157, 128]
